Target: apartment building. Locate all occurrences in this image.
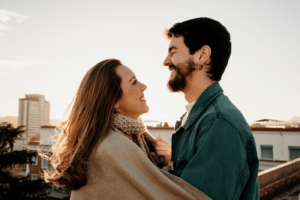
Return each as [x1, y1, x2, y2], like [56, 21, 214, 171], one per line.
[18, 94, 50, 138]
[24, 126, 71, 199]
[252, 127, 300, 170]
[146, 123, 300, 171]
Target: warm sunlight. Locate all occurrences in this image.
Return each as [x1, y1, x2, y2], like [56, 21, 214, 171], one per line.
[1, 1, 300, 200]
[0, 0, 299, 124]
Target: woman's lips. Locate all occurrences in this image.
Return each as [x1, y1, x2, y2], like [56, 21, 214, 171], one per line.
[140, 96, 146, 101]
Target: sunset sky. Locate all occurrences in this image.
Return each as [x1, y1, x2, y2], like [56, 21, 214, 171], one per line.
[0, 0, 300, 125]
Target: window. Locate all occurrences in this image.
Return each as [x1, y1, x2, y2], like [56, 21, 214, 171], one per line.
[32, 156, 38, 165]
[31, 174, 38, 181]
[261, 145, 273, 160]
[289, 146, 300, 160]
[41, 158, 48, 169]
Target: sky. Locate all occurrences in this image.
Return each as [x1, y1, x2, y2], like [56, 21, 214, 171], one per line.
[0, 0, 299, 125]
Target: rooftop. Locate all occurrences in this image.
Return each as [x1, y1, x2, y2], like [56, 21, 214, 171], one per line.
[255, 119, 286, 122]
[259, 157, 300, 199]
[41, 125, 56, 128]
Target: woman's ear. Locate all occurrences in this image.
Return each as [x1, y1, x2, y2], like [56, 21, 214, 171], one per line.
[114, 102, 120, 109]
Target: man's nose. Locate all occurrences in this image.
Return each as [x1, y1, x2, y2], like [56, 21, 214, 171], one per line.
[163, 55, 172, 66]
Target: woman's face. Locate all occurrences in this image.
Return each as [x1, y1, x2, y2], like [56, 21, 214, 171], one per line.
[114, 65, 149, 120]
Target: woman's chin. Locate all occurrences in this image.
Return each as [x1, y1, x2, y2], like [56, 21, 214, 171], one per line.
[144, 108, 150, 114]
[139, 105, 150, 115]
[144, 104, 150, 113]
[141, 108, 149, 115]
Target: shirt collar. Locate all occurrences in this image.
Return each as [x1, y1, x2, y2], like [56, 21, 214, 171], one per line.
[182, 82, 223, 130]
[185, 101, 196, 114]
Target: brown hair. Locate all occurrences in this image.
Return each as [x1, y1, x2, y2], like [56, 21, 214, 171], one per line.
[40, 59, 123, 190]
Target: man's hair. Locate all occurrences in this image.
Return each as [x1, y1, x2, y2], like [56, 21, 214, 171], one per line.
[165, 17, 231, 81]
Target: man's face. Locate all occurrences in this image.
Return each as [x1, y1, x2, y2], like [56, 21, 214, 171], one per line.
[163, 36, 196, 92]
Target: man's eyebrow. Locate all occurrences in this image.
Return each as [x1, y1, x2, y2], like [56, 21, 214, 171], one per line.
[169, 46, 177, 52]
[129, 76, 136, 82]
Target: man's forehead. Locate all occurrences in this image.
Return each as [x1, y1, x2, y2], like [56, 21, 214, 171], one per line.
[169, 36, 184, 48]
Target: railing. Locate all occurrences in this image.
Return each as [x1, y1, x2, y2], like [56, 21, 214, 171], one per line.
[258, 157, 300, 199]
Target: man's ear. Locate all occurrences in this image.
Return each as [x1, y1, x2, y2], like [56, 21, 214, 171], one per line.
[195, 45, 212, 64]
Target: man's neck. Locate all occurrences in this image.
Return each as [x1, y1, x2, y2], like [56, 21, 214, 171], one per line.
[183, 75, 216, 104]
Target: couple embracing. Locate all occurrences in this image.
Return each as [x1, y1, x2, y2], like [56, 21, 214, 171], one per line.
[42, 18, 259, 200]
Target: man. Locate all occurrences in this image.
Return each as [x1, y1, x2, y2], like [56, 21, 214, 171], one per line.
[154, 18, 259, 199]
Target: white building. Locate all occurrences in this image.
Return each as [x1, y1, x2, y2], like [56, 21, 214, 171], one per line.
[252, 127, 300, 171]
[147, 125, 300, 171]
[18, 94, 50, 138]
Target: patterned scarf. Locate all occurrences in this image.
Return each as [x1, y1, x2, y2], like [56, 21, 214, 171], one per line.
[111, 113, 163, 167]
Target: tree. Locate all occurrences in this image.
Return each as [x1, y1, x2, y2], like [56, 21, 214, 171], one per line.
[0, 124, 49, 200]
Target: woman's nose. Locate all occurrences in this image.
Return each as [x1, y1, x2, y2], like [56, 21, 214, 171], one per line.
[140, 82, 147, 91]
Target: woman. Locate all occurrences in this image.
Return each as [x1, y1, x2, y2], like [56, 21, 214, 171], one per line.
[41, 59, 210, 200]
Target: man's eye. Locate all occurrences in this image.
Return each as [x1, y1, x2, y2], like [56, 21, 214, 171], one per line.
[133, 80, 137, 85]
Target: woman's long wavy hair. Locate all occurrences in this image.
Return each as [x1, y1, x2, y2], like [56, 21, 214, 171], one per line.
[40, 59, 123, 190]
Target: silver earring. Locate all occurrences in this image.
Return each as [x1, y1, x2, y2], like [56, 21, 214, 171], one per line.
[198, 62, 203, 70]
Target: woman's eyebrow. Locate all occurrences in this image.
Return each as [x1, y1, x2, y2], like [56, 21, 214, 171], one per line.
[129, 76, 136, 82]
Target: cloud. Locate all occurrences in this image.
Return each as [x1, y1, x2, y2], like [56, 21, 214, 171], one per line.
[0, 9, 28, 23]
[0, 9, 29, 33]
[0, 23, 10, 31]
[0, 56, 46, 69]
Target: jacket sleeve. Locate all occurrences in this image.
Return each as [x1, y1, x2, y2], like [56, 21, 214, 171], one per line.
[180, 118, 251, 200]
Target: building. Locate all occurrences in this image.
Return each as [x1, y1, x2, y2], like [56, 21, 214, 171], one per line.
[144, 120, 162, 128]
[18, 94, 50, 139]
[252, 127, 300, 171]
[24, 125, 71, 199]
[146, 123, 300, 171]
[251, 118, 300, 128]
[251, 119, 287, 128]
[147, 122, 174, 144]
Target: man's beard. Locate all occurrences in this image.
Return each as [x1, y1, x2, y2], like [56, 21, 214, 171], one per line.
[167, 58, 195, 92]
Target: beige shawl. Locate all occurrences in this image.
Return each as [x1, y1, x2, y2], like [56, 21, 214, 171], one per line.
[70, 129, 211, 200]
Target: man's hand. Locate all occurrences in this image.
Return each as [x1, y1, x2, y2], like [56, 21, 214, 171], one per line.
[154, 134, 171, 167]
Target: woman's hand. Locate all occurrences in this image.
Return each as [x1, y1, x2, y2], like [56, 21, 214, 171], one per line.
[154, 134, 171, 167]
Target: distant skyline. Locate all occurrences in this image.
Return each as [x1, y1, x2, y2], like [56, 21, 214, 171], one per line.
[0, 0, 300, 124]
[0, 116, 62, 127]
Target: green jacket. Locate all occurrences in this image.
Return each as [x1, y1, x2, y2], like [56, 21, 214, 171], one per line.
[170, 82, 259, 200]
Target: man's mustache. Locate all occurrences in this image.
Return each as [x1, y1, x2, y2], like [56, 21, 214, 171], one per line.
[168, 65, 176, 70]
